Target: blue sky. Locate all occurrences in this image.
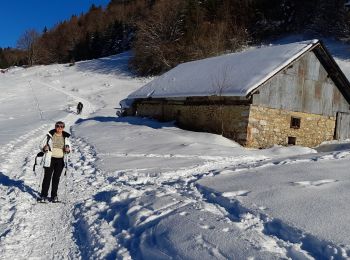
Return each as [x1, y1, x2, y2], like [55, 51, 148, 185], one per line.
[0, 0, 110, 48]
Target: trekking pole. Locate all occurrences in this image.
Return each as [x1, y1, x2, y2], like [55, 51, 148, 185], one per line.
[63, 155, 69, 204]
[64, 171, 68, 204]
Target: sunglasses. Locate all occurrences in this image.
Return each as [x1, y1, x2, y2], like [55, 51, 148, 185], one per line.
[55, 124, 64, 128]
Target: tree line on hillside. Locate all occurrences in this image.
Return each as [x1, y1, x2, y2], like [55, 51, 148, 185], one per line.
[1, 0, 349, 75]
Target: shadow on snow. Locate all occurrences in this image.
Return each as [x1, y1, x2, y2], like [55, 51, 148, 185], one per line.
[72, 190, 136, 259]
[0, 172, 38, 198]
[74, 52, 134, 76]
[75, 116, 175, 130]
[72, 189, 175, 259]
[315, 142, 350, 153]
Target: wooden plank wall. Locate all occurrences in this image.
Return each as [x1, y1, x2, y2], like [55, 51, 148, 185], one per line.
[252, 51, 349, 117]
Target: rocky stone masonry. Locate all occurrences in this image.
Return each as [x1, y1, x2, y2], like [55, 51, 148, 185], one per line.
[247, 105, 336, 148]
[136, 103, 251, 143]
[136, 103, 336, 148]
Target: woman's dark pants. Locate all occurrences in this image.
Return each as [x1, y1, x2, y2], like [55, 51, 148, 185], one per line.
[41, 157, 64, 198]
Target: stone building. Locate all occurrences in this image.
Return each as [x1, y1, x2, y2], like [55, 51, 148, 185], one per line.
[125, 40, 350, 148]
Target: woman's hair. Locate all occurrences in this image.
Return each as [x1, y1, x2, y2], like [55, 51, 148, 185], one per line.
[55, 121, 65, 127]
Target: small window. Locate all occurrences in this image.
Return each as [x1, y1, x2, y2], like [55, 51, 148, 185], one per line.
[290, 117, 301, 129]
[288, 137, 296, 145]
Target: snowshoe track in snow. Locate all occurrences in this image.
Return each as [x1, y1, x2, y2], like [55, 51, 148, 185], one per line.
[0, 133, 101, 259]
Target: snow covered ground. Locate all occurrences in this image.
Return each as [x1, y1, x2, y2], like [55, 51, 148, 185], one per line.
[1, 41, 350, 259]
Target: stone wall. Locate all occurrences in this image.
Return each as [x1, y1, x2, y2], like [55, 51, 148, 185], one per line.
[136, 102, 336, 148]
[137, 103, 164, 119]
[136, 102, 250, 145]
[247, 105, 336, 148]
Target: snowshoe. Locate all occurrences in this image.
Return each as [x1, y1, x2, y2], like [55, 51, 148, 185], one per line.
[37, 196, 49, 203]
[51, 196, 59, 203]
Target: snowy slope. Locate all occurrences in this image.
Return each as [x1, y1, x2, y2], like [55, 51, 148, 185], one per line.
[0, 41, 350, 259]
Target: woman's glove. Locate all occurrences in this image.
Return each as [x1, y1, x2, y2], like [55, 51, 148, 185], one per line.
[64, 145, 71, 154]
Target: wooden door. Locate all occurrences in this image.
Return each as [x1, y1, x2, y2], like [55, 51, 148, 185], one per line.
[335, 112, 350, 140]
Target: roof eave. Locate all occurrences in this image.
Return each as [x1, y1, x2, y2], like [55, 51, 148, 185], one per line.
[246, 40, 320, 97]
[312, 40, 350, 104]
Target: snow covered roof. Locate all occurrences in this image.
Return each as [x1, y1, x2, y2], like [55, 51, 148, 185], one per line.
[128, 40, 319, 99]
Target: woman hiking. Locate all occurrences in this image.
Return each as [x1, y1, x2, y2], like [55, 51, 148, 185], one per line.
[38, 121, 71, 202]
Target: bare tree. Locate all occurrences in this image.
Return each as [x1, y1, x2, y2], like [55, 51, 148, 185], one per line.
[212, 66, 231, 136]
[132, 0, 186, 75]
[17, 29, 41, 66]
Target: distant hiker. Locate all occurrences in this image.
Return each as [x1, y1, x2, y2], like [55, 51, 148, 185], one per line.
[38, 121, 71, 202]
[77, 102, 83, 114]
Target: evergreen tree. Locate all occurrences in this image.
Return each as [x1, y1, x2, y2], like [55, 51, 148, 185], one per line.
[309, 0, 349, 36]
[102, 20, 131, 56]
[72, 33, 91, 61]
[90, 31, 103, 59]
[0, 48, 7, 69]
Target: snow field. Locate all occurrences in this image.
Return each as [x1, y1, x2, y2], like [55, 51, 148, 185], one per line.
[73, 116, 330, 259]
[197, 150, 350, 259]
[1, 40, 350, 259]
